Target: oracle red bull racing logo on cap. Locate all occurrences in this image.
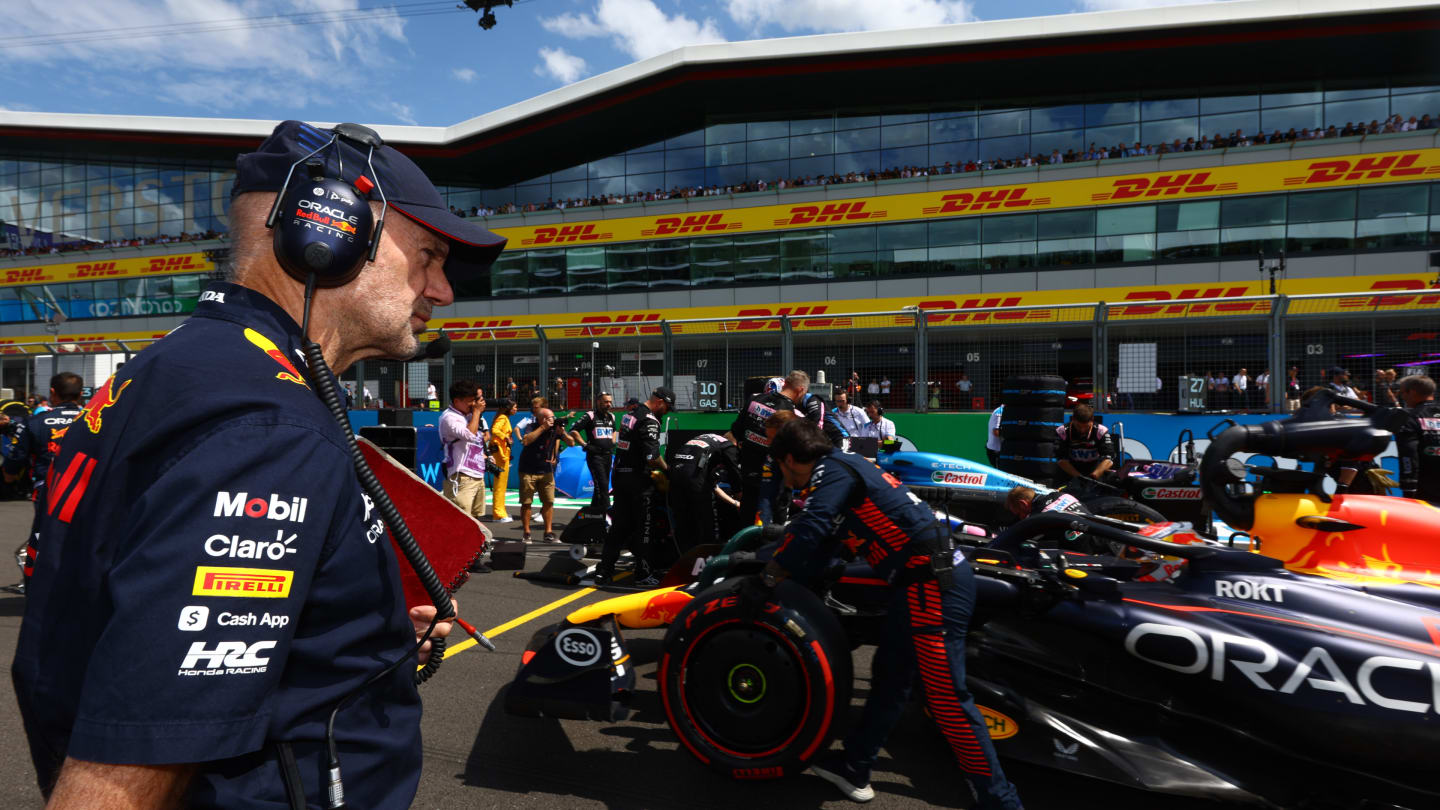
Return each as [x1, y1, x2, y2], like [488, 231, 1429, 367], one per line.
[243, 328, 307, 387]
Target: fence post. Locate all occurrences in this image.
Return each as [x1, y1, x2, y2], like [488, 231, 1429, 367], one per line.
[1092, 303, 1107, 411]
[780, 315, 794, 373]
[537, 327, 549, 404]
[661, 321, 674, 395]
[1270, 296, 1289, 414]
[355, 360, 365, 405]
[914, 309, 927, 413]
[441, 330, 453, 405]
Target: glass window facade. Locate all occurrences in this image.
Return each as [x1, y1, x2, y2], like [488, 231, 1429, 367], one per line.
[0, 273, 208, 323]
[479, 183, 1440, 296]
[444, 81, 1440, 210]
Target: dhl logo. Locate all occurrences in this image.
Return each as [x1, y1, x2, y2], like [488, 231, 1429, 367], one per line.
[145, 254, 205, 272]
[1093, 172, 1237, 201]
[771, 201, 885, 227]
[436, 319, 527, 341]
[57, 338, 111, 352]
[921, 188, 1050, 215]
[75, 262, 120, 277]
[1336, 279, 1440, 308]
[642, 213, 742, 237]
[192, 566, 294, 598]
[521, 224, 614, 246]
[3, 267, 46, 283]
[1283, 153, 1440, 186]
[1110, 287, 1271, 316]
[561, 314, 664, 337]
[731, 305, 851, 330]
[906, 297, 1052, 324]
[82, 376, 131, 434]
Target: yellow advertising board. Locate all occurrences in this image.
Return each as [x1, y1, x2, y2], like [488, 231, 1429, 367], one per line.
[2, 272, 1434, 354]
[0, 252, 215, 289]
[489, 148, 1440, 250]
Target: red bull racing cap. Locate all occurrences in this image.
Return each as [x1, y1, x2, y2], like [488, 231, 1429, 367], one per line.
[232, 119, 506, 283]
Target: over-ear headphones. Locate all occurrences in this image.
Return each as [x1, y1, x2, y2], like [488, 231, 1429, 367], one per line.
[872, 402, 885, 415]
[265, 123, 388, 288]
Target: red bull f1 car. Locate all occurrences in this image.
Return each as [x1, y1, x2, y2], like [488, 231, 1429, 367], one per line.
[503, 394, 1440, 809]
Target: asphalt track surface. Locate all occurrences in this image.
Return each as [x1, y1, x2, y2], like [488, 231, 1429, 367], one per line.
[0, 499, 1230, 809]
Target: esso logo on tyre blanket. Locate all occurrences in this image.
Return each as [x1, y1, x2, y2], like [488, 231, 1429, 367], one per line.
[555, 628, 603, 667]
[1141, 487, 1203, 500]
[932, 471, 987, 486]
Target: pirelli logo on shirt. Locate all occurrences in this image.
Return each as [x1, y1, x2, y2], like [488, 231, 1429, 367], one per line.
[192, 566, 293, 598]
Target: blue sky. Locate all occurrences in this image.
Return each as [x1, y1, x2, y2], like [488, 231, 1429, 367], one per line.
[0, 0, 1230, 127]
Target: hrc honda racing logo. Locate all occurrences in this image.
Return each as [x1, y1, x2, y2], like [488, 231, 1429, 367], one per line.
[214, 491, 309, 523]
[178, 640, 277, 676]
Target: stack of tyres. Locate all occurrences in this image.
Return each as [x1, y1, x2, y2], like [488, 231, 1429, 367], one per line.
[997, 375, 1065, 484]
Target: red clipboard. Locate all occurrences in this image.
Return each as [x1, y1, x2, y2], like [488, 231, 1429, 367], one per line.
[357, 436, 490, 610]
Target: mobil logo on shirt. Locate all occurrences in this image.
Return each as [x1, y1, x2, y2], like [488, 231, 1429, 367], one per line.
[213, 491, 309, 523]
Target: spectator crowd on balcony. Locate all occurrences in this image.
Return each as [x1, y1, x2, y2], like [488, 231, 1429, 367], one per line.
[0, 229, 221, 259]
[448, 112, 1436, 218]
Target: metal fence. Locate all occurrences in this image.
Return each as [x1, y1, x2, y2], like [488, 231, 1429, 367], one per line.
[5, 291, 1436, 413]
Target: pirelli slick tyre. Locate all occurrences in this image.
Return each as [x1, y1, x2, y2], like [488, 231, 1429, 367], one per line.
[1083, 495, 1166, 525]
[1002, 375, 1067, 408]
[997, 405, 1065, 442]
[660, 577, 852, 781]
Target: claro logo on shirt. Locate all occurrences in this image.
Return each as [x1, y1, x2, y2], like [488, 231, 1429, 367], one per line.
[214, 491, 309, 523]
[192, 566, 293, 598]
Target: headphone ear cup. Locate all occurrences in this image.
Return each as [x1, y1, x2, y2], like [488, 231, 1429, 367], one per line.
[271, 176, 373, 287]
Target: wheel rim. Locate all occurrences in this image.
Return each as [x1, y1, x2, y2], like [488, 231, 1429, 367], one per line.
[682, 624, 807, 756]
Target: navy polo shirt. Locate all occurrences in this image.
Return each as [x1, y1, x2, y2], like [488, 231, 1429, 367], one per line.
[12, 282, 422, 808]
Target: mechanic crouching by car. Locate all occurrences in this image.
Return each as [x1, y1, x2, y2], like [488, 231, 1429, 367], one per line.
[1056, 403, 1114, 482]
[763, 420, 1023, 809]
[667, 432, 743, 553]
[588, 387, 675, 588]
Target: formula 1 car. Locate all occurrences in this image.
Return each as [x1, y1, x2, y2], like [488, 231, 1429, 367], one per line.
[504, 399, 1440, 808]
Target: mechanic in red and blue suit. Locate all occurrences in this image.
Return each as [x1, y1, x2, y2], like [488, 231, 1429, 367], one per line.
[762, 419, 1023, 808]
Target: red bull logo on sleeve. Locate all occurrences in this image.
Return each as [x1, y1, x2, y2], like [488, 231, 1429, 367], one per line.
[244, 328, 308, 387]
[81, 376, 131, 434]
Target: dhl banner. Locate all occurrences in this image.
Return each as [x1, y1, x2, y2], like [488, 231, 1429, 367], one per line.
[0, 252, 215, 289]
[491, 149, 1440, 250]
[2, 273, 1435, 355]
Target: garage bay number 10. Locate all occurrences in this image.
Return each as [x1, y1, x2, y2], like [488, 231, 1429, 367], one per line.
[697, 381, 725, 411]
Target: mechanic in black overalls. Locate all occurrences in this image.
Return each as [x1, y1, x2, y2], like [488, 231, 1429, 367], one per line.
[729, 373, 800, 526]
[11, 120, 484, 808]
[568, 392, 616, 515]
[763, 420, 1023, 809]
[1397, 374, 1440, 504]
[1, 372, 85, 589]
[589, 387, 674, 587]
[667, 432, 742, 552]
[1055, 403, 1115, 482]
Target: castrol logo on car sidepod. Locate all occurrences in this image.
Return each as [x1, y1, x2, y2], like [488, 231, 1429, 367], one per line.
[933, 471, 986, 486]
[1141, 487, 1202, 500]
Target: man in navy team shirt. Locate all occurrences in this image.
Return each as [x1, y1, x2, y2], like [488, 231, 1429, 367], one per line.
[12, 120, 505, 808]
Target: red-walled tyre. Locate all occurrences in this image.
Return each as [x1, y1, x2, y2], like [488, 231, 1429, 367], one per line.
[659, 577, 853, 781]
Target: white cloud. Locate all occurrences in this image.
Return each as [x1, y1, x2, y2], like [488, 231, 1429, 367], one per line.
[373, 100, 419, 126]
[540, 0, 726, 61]
[452, 67, 478, 83]
[534, 46, 590, 85]
[0, 0, 409, 111]
[1075, 0, 1230, 10]
[723, 0, 975, 34]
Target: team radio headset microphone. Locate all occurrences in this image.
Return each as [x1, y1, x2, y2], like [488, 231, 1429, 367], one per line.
[265, 123, 491, 809]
